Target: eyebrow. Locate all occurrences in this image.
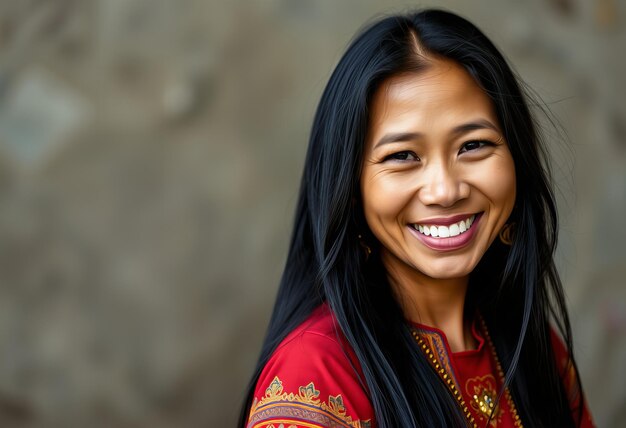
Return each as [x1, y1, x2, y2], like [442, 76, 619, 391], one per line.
[374, 119, 500, 149]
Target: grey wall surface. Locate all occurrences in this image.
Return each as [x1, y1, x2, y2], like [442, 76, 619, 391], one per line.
[0, 0, 624, 427]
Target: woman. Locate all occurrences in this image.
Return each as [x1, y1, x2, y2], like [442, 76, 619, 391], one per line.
[240, 9, 594, 428]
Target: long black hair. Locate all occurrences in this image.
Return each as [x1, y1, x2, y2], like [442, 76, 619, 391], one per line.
[240, 9, 584, 427]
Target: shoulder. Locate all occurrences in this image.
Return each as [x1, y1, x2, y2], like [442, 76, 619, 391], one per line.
[246, 304, 374, 428]
[549, 327, 596, 427]
[549, 327, 579, 396]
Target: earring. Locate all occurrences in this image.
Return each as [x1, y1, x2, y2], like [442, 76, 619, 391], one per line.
[358, 234, 372, 259]
[499, 223, 515, 246]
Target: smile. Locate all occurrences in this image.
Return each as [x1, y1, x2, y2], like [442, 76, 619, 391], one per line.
[412, 214, 476, 238]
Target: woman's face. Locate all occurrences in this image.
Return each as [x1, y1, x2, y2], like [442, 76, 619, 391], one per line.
[360, 58, 516, 282]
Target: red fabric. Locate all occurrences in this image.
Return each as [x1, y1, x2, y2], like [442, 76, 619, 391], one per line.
[246, 303, 595, 428]
[550, 329, 596, 428]
[411, 319, 522, 427]
[246, 304, 374, 428]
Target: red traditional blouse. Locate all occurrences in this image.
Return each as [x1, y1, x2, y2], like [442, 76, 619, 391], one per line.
[246, 303, 594, 428]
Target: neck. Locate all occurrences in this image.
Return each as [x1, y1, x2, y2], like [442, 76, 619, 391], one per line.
[382, 252, 475, 353]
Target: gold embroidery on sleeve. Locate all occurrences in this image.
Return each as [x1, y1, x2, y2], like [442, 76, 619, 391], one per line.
[247, 376, 371, 428]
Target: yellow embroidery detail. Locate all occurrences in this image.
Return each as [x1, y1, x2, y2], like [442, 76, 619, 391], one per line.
[299, 382, 321, 404]
[465, 374, 502, 426]
[247, 376, 370, 428]
[414, 329, 462, 392]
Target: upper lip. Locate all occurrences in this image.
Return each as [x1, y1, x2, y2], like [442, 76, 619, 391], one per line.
[412, 212, 480, 226]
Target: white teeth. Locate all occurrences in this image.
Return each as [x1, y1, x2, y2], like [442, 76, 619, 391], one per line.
[449, 223, 460, 237]
[413, 214, 477, 239]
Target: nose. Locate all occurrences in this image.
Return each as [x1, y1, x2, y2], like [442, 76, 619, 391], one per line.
[418, 162, 470, 207]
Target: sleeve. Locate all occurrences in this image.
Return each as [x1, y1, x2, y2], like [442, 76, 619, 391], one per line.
[550, 329, 596, 428]
[245, 331, 375, 428]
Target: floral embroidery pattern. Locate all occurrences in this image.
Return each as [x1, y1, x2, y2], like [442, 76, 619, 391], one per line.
[247, 376, 371, 428]
[265, 425, 297, 428]
[465, 374, 502, 426]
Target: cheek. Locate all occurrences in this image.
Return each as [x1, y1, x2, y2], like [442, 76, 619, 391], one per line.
[462, 152, 516, 217]
[480, 155, 516, 213]
[361, 174, 413, 225]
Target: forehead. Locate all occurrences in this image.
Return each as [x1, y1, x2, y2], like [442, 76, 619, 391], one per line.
[368, 59, 500, 138]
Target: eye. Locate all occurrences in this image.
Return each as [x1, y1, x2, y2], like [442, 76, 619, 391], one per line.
[384, 151, 420, 162]
[459, 140, 493, 154]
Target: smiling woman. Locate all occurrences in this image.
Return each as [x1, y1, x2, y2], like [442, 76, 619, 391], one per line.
[240, 9, 594, 428]
[361, 60, 518, 353]
[362, 62, 516, 288]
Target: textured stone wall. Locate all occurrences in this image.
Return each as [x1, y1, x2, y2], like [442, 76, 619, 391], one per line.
[0, 0, 623, 426]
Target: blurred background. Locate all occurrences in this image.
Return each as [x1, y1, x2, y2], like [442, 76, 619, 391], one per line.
[0, 0, 624, 427]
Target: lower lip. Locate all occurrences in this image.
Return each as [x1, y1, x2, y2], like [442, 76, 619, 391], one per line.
[408, 213, 483, 252]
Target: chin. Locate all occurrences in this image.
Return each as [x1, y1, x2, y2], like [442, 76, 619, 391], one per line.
[414, 259, 478, 280]
[424, 269, 473, 280]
